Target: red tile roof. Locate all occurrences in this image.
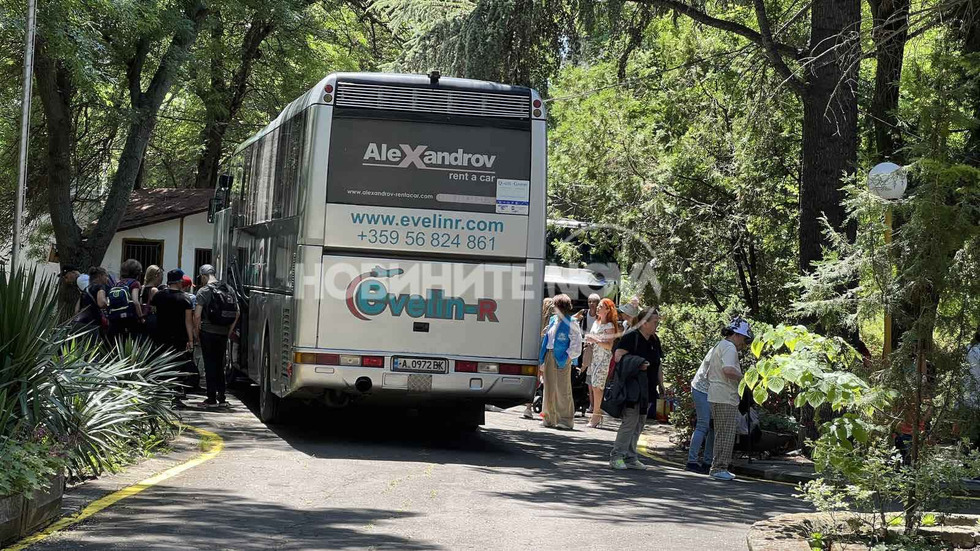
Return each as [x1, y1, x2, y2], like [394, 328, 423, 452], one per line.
[118, 188, 214, 231]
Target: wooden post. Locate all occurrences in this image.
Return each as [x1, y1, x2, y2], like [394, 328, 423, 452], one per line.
[177, 216, 185, 270]
[883, 207, 893, 360]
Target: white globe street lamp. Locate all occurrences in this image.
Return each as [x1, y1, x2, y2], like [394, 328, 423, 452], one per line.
[868, 162, 908, 201]
[868, 162, 906, 360]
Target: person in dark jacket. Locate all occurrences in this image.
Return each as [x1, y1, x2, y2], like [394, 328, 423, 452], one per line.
[608, 308, 659, 470]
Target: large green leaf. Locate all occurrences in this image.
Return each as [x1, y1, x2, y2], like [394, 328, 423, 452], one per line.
[753, 385, 768, 405]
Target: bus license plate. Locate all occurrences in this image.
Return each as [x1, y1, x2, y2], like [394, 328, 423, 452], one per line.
[392, 357, 448, 374]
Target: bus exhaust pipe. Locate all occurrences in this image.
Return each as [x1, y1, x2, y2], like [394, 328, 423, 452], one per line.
[354, 377, 373, 393]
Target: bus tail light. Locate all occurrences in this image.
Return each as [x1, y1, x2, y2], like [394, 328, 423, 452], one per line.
[294, 352, 341, 365]
[455, 361, 477, 373]
[362, 356, 384, 368]
[324, 84, 334, 93]
[532, 99, 541, 108]
[499, 364, 536, 376]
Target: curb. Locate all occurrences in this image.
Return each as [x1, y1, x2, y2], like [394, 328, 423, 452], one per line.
[636, 434, 806, 487]
[3, 425, 224, 551]
[637, 434, 980, 500]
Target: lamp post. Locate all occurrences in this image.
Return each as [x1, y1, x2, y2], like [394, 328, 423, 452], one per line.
[12, 0, 37, 272]
[868, 162, 907, 359]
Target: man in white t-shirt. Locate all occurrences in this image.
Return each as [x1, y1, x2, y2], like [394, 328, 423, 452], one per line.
[705, 318, 753, 481]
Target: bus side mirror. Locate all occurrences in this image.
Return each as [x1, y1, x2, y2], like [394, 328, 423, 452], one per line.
[208, 197, 222, 223]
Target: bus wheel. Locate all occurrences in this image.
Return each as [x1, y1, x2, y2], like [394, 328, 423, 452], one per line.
[259, 336, 282, 424]
[456, 402, 485, 432]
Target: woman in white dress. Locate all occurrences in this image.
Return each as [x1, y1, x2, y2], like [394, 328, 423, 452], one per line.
[585, 298, 619, 428]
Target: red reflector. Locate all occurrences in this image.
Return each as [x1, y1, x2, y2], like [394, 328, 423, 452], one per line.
[316, 353, 340, 365]
[324, 83, 334, 93]
[456, 361, 477, 373]
[499, 364, 524, 375]
[362, 356, 384, 368]
[532, 99, 541, 108]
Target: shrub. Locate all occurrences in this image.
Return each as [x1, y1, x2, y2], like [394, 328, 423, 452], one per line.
[0, 266, 183, 488]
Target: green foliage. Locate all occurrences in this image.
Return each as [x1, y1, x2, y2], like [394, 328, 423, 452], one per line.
[0, 434, 65, 496]
[739, 323, 892, 414]
[0, 266, 183, 485]
[544, 29, 800, 318]
[758, 411, 800, 434]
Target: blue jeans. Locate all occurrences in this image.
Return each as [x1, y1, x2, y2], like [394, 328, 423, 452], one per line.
[688, 388, 714, 465]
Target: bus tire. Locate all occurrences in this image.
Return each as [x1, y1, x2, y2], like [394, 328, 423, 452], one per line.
[259, 334, 282, 424]
[457, 402, 485, 432]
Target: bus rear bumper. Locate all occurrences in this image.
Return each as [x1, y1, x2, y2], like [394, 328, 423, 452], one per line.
[289, 363, 536, 406]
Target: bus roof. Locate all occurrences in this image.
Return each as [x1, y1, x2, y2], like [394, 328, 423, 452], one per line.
[233, 72, 537, 156]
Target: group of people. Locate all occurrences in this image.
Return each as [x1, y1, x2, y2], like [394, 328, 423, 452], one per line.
[61, 261, 239, 409]
[532, 291, 753, 481]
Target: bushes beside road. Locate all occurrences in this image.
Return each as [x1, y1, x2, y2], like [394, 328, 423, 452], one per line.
[0, 267, 183, 496]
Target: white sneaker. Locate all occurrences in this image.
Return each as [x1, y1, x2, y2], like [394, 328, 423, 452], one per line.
[710, 470, 736, 481]
[625, 460, 649, 470]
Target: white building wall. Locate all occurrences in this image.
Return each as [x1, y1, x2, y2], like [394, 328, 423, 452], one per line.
[178, 212, 214, 273]
[103, 212, 212, 277]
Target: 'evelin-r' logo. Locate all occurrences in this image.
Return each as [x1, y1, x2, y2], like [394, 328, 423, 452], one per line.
[345, 267, 499, 322]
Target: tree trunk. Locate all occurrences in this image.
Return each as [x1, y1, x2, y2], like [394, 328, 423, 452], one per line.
[34, 44, 97, 273]
[193, 16, 274, 189]
[798, 0, 861, 272]
[868, 0, 909, 162]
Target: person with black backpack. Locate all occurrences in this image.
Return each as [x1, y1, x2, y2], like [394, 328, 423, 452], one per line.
[107, 259, 144, 342]
[152, 269, 197, 400]
[194, 264, 239, 408]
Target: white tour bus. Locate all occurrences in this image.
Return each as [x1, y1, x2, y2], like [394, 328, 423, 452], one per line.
[210, 72, 547, 426]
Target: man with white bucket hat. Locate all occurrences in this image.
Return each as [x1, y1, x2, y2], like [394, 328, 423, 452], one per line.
[706, 317, 754, 481]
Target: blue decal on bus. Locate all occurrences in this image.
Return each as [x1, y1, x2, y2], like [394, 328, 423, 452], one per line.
[345, 266, 498, 322]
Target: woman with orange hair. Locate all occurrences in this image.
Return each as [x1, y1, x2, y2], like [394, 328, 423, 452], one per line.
[584, 298, 619, 427]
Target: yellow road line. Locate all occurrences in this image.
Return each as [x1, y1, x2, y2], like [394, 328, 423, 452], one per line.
[4, 425, 224, 551]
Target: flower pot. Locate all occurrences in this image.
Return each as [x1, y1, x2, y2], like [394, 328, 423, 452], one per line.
[758, 430, 798, 455]
[20, 472, 65, 536]
[0, 493, 25, 547]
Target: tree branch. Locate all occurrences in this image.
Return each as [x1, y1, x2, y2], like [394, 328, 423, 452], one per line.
[89, 0, 209, 254]
[126, 38, 151, 107]
[753, 0, 806, 95]
[632, 0, 800, 59]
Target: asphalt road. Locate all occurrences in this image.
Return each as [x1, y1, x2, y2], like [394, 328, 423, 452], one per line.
[27, 389, 812, 551]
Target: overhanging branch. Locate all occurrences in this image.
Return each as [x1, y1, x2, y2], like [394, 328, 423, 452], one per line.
[632, 0, 800, 59]
[754, 0, 806, 95]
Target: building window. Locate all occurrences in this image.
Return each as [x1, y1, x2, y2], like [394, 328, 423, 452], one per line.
[121, 239, 163, 272]
[194, 248, 213, 280]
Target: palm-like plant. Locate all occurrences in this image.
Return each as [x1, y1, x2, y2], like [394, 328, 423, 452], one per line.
[1, 266, 183, 481]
